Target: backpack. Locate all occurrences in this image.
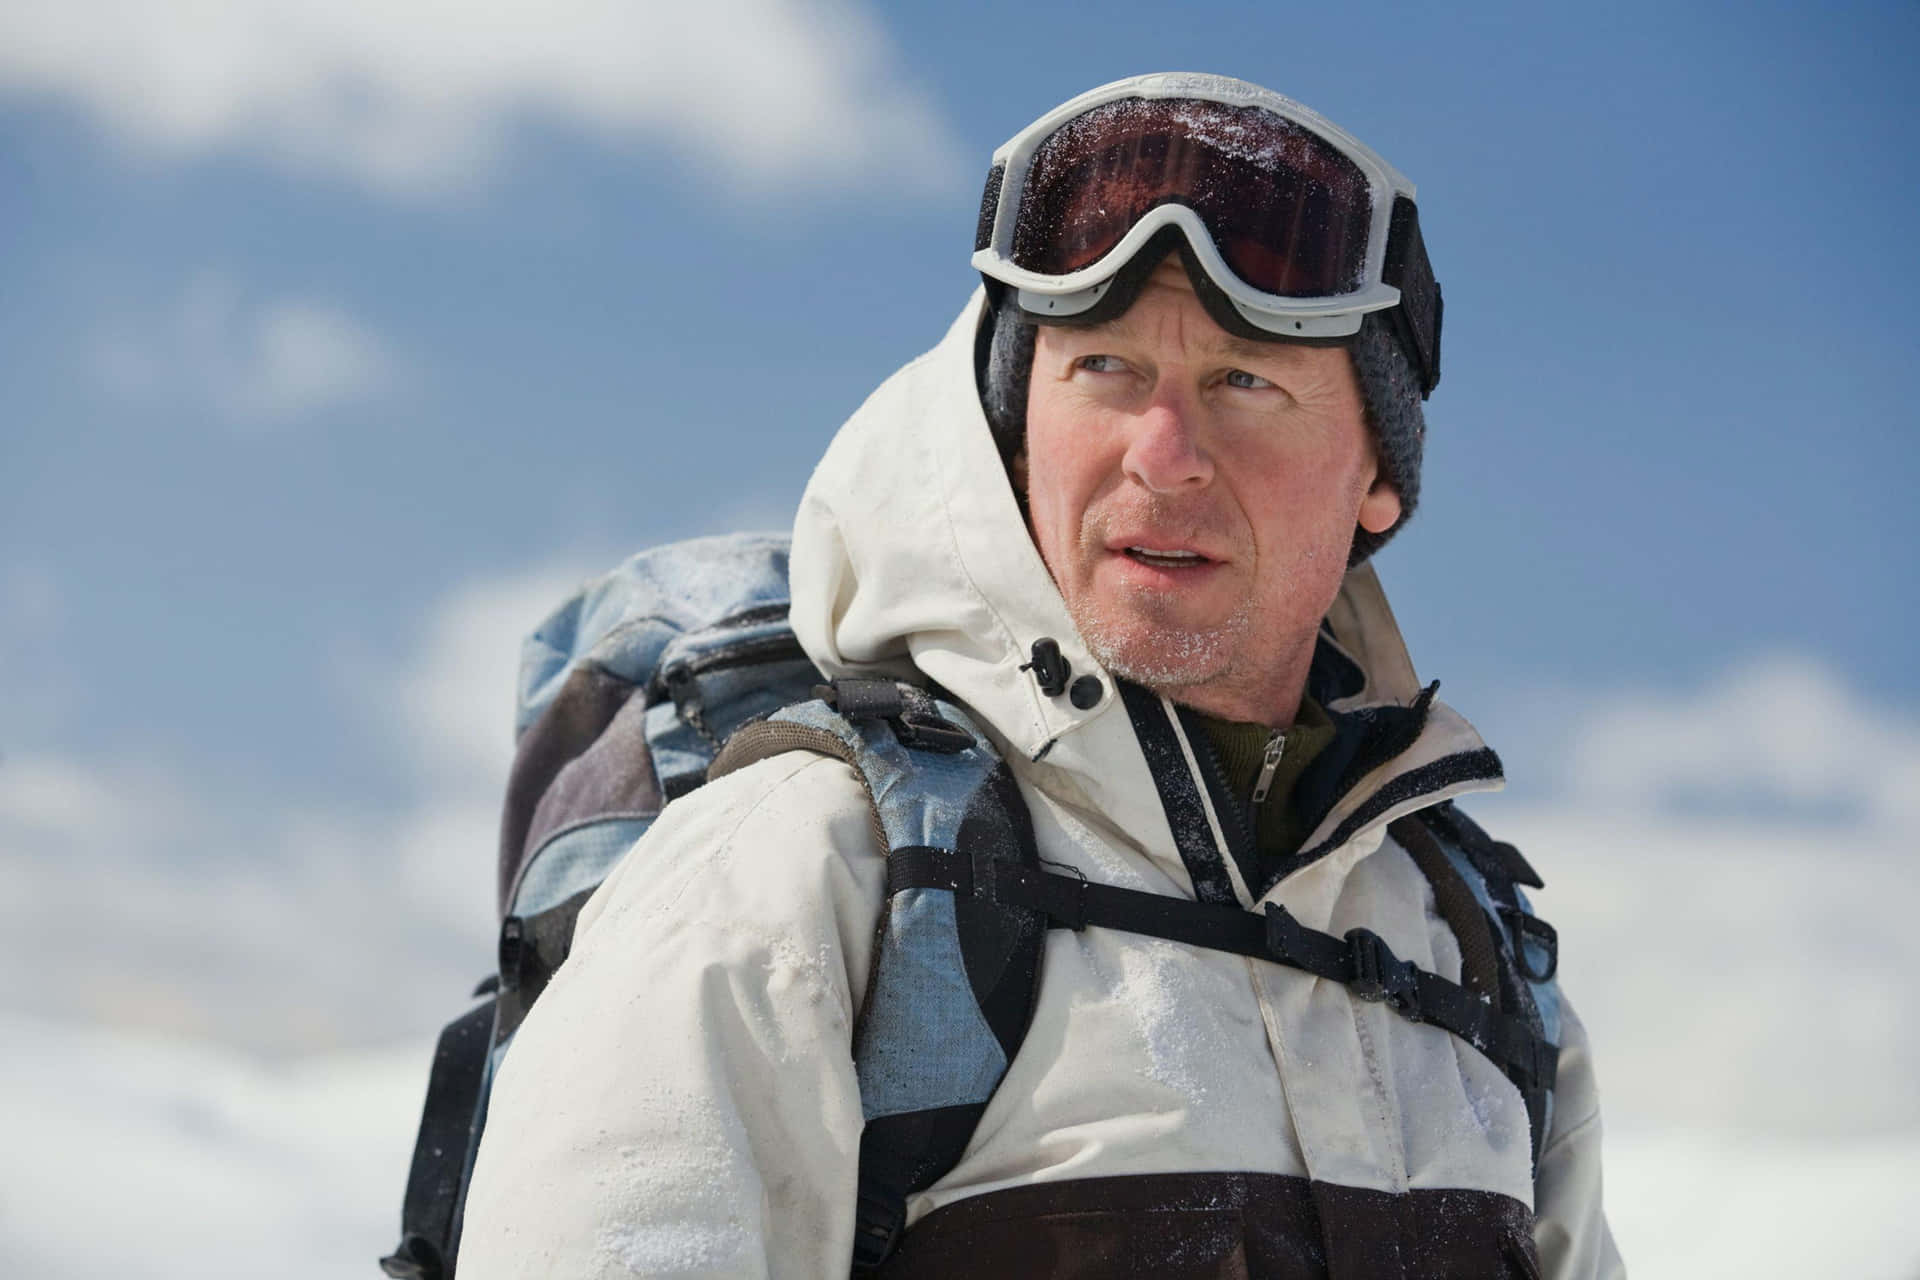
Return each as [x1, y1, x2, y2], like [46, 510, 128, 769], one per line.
[379, 533, 1045, 1279]
[381, 533, 1563, 1279]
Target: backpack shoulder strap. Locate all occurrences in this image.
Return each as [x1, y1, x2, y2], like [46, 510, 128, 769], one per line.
[713, 678, 1047, 1276]
[1402, 802, 1564, 1170]
[1388, 813, 1502, 1003]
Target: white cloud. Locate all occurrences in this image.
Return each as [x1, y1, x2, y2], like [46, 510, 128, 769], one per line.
[0, 558, 595, 1051]
[0, 0, 964, 199]
[1603, 1130, 1920, 1279]
[0, 754, 483, 1047]
[0, 753, 142, 848]
[97, 273, 397, 427]
[391, 563, 593, 792]
[235, 296, 396, 420]
[1563, 654, 1920, 830]
[0, 1013, 1917, 1279]
[1487, 805, 1920, 1139]
[10, 579, 1917, 1266]
[0, 1013, 425, 1280]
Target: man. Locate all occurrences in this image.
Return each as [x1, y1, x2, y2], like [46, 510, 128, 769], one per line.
[460, 73, 1621, 1278]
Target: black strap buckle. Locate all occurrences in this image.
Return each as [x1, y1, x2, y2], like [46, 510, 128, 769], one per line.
[891, 713, 975, 754]
[817, 678, 974, 754]
[1345, 927, 1422, 1019]
[815, 677, 904, 720]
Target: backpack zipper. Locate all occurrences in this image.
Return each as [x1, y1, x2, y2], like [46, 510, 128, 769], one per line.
[651, 630, 810, 698]
[680, 630, 808, 677]
[653, 630, 812, 745]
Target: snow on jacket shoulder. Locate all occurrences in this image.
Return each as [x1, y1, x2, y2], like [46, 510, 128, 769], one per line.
[461, 748, 885, 1278]
[460, 292, 1625, 1279]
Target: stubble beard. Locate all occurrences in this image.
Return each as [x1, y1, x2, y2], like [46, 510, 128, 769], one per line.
[1074, 588, 1254, 696]
[1062, 503, 1260, 699]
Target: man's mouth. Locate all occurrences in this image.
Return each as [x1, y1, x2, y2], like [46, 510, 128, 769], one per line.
[1123, 546, 1211, 568]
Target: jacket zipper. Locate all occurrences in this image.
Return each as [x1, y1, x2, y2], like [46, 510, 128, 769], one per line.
[1249, 729, 1287, 805]
[1180, 713, 1259, 882]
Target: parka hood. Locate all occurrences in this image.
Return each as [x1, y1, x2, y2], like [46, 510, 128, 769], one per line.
[791, 291, 1499, 886]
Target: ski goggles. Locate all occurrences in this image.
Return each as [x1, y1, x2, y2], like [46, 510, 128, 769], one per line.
[972, 72, 1441, 395]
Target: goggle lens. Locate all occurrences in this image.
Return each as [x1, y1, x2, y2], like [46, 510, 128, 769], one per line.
[1009, 98, 1376, 299]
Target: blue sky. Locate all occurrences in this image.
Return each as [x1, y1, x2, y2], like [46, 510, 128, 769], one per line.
[3, 6, 1919, 1275]
[4, 3, 1914, 817]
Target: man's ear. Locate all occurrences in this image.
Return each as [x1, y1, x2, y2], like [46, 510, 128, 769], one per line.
[1358, 479, 1402, 534]
[1009, 447, 1029, 499]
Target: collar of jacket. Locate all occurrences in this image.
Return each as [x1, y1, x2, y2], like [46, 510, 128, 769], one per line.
[790, 291, 1503, 898]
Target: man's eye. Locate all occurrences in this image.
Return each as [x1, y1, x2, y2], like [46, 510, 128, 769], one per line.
[1225, 369, 1274, 390]
[1077, 354, 1124, 374]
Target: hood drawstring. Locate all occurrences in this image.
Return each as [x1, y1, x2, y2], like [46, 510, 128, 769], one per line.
[1021, 638, 1071, 696]
[1021, 638, 1106, 710]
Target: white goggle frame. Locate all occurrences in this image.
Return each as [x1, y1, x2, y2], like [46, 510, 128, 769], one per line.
[971, 72, 1419, 339]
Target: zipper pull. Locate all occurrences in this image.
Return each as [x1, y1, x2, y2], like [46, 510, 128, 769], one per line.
[1251, 729, 1287, 805]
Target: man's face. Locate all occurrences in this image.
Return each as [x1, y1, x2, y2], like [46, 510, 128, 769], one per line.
[1019, 256, 1402, 723]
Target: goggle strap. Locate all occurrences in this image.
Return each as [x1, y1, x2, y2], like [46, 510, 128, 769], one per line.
[1383, 196, 1442, 397]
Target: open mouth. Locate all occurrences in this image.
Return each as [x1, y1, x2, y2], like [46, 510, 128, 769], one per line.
[1124, 547, 1211, 568]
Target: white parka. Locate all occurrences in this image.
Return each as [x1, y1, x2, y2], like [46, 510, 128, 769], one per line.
[459, 295, 1624, 1279]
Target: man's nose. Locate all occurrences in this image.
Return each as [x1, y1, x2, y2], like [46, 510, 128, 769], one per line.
[1121, 395, 1213, 494]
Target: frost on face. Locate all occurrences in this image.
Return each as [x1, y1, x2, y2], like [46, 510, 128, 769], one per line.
[1012, 96, 1374, 297]
[1075, 580, 1253, 697]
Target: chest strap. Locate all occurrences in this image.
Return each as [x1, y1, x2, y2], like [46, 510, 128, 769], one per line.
[888, 847, 1557, 1094]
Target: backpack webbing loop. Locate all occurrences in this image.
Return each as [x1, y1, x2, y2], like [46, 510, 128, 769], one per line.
[1500, 909, 1559, 983]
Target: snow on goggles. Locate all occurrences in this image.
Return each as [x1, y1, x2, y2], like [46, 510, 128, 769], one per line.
[972, 72, 1441, 395]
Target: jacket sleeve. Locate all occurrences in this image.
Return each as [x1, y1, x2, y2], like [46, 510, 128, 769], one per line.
[457, 751, 888, 1280]
[1532, 996, 1627, 1279]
